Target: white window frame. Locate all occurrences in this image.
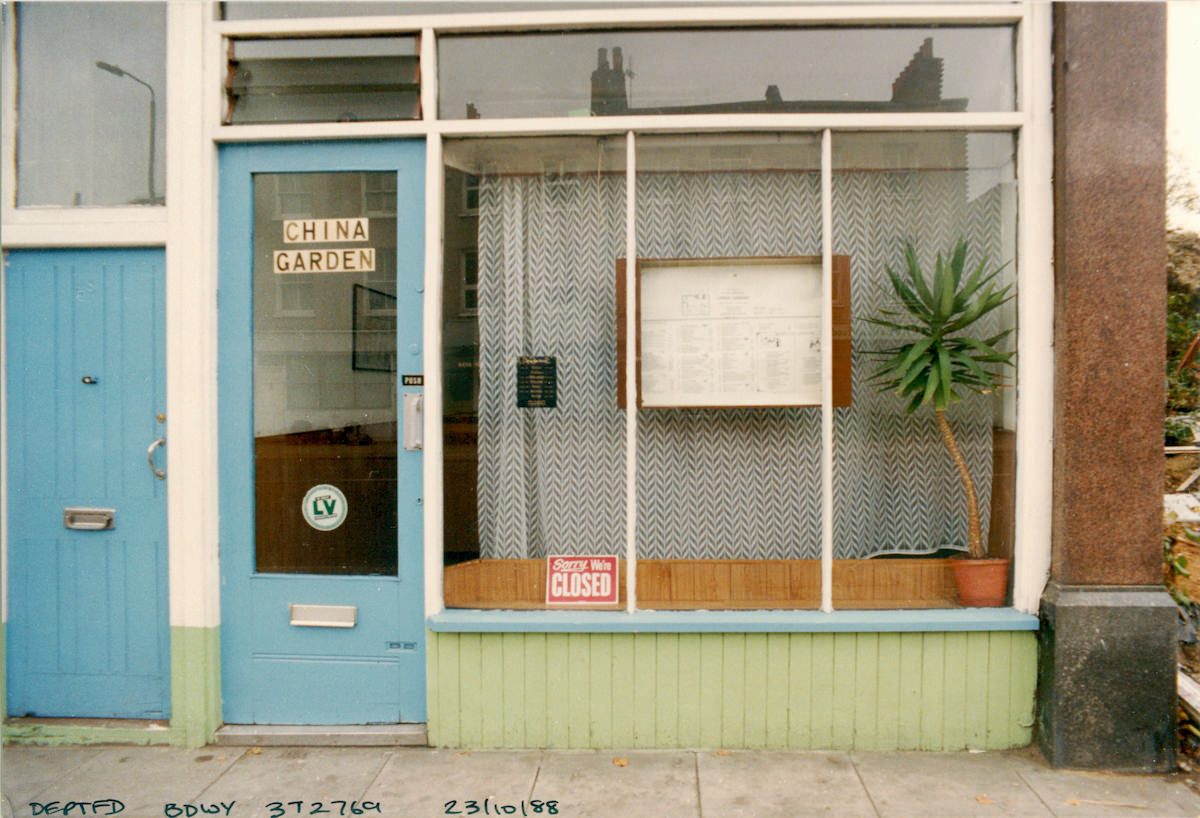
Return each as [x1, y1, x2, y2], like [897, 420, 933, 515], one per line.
[0, 2, 169, 247]
[0, 3, 1053, 627]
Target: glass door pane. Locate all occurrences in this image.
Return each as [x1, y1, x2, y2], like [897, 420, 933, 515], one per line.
[253, 171, 399, 575]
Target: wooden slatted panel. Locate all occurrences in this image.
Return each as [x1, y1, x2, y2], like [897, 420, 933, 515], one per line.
[443, 559, 958, 609]
[426, 630, 1036, 751]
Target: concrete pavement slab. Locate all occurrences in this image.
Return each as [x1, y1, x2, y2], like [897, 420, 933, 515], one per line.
[531, 750, 698, 818]
[363, 749, 542, 817]
[194, 747, 393, 805]
[697, 750, 877, 818]
[1, 746, 106, 810]
[4, 746, 240, 818]
[1016, 764, 1200, 817]
[851, 749, 1054, 818]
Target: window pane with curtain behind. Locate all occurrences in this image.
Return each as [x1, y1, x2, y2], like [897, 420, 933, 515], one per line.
[632, 132, 828, 610]
[16, 2, 166, 206]
[441, 136, 628, 609]
[830, 131, 1018, 609]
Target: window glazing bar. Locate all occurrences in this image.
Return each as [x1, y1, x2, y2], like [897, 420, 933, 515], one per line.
[211, 114, 1025, 144]
[821, 128, 834, 613]
[212, 4, 1023, 38]
[624, 130, 638, 613]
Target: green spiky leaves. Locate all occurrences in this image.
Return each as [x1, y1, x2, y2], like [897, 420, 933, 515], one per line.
[867, 239, 1014, 414]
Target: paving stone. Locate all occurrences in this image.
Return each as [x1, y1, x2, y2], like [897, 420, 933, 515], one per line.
[363, 749, 542, 817]
[1, 746, 108, 811]
[697, 750, 876, 818]
[1017, 764, 1200, 817]
[195, 747, 392, 805]
[3, 746, 239, 818]
[851, 750, 1054, 817]
[531, 751, 697, 818]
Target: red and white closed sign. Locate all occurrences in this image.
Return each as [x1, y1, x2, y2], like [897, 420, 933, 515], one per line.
[545, 555, 619, 606]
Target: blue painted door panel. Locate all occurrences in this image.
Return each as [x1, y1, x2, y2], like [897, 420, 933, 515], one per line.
[5, 248, 169, 718]
[219, 141, 425, 725]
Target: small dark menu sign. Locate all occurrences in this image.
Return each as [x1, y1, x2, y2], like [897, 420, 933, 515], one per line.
[517, 356, 557, 408]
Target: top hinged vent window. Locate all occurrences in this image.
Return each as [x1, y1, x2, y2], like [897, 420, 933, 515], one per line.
[224, 35, 420, 125]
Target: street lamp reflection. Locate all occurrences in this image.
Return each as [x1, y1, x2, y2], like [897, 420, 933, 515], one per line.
[95, 60, 161, 205]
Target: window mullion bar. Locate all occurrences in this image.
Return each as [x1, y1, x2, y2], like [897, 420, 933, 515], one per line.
[420, 27, 437, 122]
[821, 128, 834, 613]
[425, 131, 445, 617]
[625, 130, 638, 614]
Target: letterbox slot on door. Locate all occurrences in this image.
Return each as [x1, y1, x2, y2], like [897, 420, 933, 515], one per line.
[63, 507, 116, 531]
[289, 603, 357, 628]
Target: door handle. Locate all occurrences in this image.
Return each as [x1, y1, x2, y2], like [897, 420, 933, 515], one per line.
[147, 436, 166, 480]
[403, 393, 423, 451]
[63, 507, 116, 530]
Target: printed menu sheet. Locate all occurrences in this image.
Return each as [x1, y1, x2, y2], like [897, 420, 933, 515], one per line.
[639, 260, 824, 406]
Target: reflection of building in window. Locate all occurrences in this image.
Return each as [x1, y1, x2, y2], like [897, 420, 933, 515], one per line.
[590, 37, 965, 115]
[275, 174, 314, 216]
[462, 250, 479, 313]
[464, 174, 480, 212]
[364, 172, 397, 215]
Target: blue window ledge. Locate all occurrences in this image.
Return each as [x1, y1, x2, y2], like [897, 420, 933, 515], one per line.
[428, 608, 1039, 634]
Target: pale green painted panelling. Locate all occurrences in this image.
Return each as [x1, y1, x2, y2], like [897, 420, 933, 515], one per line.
[170, 625, 222, 748]
[426, 630, 1037, 750]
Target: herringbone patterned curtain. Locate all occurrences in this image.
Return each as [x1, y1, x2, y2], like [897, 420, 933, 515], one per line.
[477, 166, 1009, 560]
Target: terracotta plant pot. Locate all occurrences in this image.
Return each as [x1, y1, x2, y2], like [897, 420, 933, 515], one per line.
[951, 557, 1011, 607]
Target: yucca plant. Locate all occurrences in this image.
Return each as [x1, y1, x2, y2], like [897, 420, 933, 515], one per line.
[867, 238, 1014, 559]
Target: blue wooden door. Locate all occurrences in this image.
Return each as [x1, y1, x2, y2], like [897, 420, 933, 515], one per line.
[219, 141, 426, 724]
[5, 248, 169, 719]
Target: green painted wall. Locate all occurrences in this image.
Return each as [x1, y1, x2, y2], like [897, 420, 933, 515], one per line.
[3, 625, 220, 747]
[170, 625, 223, 748]
[427, 630, 1037, 750]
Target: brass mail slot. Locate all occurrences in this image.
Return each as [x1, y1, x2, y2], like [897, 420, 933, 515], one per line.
[289, 603, 357, 628]
[63, 507, 115, 531]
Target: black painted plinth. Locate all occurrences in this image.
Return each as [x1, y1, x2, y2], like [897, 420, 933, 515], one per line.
[1037, 582, 1178, 771]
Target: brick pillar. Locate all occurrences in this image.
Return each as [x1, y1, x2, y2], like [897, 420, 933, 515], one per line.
[1039, 2, 1175, 771]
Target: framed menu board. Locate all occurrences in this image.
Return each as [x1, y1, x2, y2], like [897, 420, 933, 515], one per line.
[617, 256, 851, 408]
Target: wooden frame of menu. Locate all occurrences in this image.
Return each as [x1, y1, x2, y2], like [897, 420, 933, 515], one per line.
[617, 256, 851, 408]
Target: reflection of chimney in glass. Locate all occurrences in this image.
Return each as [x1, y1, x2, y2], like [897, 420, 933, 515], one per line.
[891, 37, 944, 107]
[587, 37, 965, 115]
[590, 46, 629, 115]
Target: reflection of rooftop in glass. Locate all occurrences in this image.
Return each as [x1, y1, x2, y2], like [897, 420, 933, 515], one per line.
[591, 37, 966, 116]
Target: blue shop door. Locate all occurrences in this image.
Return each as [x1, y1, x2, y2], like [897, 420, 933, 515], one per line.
[219, 141, 426, 724]
[5, 248, 169, 718]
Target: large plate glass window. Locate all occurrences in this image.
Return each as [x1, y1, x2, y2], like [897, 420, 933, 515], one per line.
[830, 131, 1018, 608]
[253, 171, 399, 575]
[632, 132, 830, 609]
[441, 136, 628, 608]
[14, 2, 166, 206]
[438, 26, 1015, 119]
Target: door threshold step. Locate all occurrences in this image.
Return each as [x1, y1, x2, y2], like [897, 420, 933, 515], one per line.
[6, 717, 170, 730]
[214, 724, 428, 747]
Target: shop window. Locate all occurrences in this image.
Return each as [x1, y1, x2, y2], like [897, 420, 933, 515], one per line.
[441, 136, 629, 595]
[438, 26, 1014, 119]
[13, 2, 166, 206]
[830, 131, 1017, 608]
[223, 35, 419, 125]
[632, 133, 827, 608]
[440, 127, 1018, 610]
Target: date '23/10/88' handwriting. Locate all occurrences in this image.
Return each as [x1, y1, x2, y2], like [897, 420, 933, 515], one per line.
[444, 800, 558, 816]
